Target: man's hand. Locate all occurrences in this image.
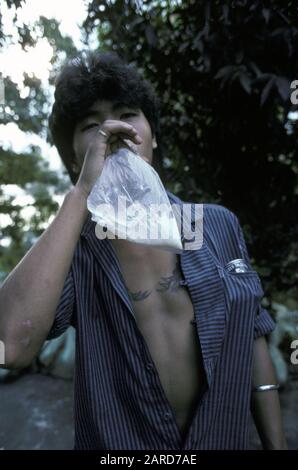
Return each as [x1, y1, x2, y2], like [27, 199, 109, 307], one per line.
[75, 120, 142, 200]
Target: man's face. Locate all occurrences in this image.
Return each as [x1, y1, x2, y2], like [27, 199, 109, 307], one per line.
[72, 99, 157, 170]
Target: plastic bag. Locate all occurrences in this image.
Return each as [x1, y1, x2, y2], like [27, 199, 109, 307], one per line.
[87, 147, 183, 253]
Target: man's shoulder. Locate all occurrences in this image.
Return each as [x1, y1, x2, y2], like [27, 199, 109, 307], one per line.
[166, 189, 237, 226]
[203, 202, 237, 223]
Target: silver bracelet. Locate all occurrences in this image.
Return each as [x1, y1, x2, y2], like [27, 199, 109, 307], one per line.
[252, 384, 280, 392]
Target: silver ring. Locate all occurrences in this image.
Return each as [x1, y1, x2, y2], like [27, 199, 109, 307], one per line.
[252, 384, 280, 392]
[98, 129, 108, 138]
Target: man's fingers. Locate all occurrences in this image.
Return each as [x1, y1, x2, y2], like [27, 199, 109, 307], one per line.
[98, 122, 142, 142]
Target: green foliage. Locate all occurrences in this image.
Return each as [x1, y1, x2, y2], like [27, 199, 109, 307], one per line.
[0, 1, 77, 280]
[0, 147, 69, 282]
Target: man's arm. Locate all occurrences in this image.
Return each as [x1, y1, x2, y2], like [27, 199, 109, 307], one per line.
[250, 335, 288, 450]
[0, 186, 88, 369]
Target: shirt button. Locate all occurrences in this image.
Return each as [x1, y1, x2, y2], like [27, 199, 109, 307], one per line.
[179, 279, 188, 286]
[146, 363, 154, 371]
[163, 412, 171, 421]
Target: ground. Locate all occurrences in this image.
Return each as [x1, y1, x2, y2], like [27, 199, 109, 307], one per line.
[0, 373, 297, 450]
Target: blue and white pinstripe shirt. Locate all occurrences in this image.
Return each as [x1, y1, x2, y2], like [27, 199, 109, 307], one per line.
[47, 189, 276, 450]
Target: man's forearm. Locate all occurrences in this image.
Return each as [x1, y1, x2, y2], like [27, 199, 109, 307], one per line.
[0, 186, 88, 369]
[251, 335, 288, 450]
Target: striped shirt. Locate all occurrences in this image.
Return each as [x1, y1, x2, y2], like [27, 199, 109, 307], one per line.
[47, 189, 276, 450]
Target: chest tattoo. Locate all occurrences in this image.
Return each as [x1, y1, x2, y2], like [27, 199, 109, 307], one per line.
[126, 259, 185, 301]
[128, 289, 152, 301]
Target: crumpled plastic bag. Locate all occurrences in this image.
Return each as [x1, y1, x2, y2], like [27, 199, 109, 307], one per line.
[87, 147, 183, 253]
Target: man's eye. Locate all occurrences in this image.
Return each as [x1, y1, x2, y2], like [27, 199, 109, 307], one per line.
[81, 113, 135, 131]
[121, 112, 137, 119]
[82, 123, 98, 131]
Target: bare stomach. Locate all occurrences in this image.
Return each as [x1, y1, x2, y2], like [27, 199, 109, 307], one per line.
[132, 288, 206, 440]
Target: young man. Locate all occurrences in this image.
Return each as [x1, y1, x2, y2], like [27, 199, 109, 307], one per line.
[0, 51, 288, 450]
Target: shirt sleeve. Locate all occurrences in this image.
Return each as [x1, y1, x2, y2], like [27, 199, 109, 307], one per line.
[46, 265, 76, 340]
[231, 211, 276, 340]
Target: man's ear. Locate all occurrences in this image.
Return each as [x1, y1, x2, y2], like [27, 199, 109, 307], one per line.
[152, 135, 158, 149]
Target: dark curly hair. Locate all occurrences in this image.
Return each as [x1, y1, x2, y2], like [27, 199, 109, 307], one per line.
[48, 49, 162, 185]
